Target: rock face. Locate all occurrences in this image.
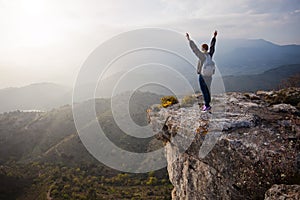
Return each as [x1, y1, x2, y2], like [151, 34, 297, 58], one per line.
[264, 184, 300, 200]
[148, 88, 300, 200]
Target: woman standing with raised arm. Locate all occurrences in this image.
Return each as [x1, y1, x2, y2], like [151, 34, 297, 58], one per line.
[186, 31, 217, 111]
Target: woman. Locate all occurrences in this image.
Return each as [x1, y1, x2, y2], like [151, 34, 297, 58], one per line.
[186, 31, 217, 111]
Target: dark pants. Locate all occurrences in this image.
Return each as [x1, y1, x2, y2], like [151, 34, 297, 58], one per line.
[199, 75, 212, 107]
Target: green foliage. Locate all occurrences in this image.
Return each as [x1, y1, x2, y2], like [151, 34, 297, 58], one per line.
[160, 96, 179, 108]
[0, 92, 173, 199]
[146, 176, 158, 185]
[148, 171, 155, 178]
[62, 193, 69, 199]
[0, 92, 164, 165]
[0, 162, 172, 200]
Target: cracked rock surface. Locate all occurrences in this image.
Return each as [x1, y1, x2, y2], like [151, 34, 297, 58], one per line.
[148, 88, 300, 200]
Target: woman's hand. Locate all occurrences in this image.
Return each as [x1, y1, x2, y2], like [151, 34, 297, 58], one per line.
[214, 30, 217, 37]
[186, 33, 190, 41]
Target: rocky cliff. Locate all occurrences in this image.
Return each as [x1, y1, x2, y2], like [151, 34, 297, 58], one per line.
[148, 88, 300, 200]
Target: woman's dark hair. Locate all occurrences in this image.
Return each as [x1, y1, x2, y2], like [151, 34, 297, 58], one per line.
[201, 44, 208, 51]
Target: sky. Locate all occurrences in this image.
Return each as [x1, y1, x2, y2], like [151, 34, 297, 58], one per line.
[0, 0, 299, 88]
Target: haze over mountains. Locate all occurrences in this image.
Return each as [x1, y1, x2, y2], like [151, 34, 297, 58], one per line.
[0, 91, 170, 199]
[0, 91, 163, 165]
[223, 64, 300, 92]
[1, 0, 299, 198]
[0, 38, 299, 199]
[215, 39, 300, 75]
[0, 83, 72, 113]
[0, 39, 300, 113]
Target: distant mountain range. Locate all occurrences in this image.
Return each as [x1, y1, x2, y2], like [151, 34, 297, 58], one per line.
[0, 64, 299, 113]
[0, 83, 72, 113]
[0, 38, 300, 113]
[213, 39, 300, 75]
[223, 64, 300, 92]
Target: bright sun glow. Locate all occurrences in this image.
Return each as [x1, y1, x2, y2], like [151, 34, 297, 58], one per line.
[0, 0, 299, 88]
[16, 0, 59, 47]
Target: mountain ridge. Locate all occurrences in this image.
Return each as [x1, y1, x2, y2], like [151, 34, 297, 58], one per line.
[0, 64, 299, 113]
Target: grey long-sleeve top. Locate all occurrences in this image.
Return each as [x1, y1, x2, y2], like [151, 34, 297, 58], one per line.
[189, 36, 216, 74]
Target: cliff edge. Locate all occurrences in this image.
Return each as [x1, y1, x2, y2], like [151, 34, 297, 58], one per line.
[148, 88, 300, 200]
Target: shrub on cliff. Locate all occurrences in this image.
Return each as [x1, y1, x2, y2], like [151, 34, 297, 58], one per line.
[160, 96, 178, 108]
[181, 95, 197, 107]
